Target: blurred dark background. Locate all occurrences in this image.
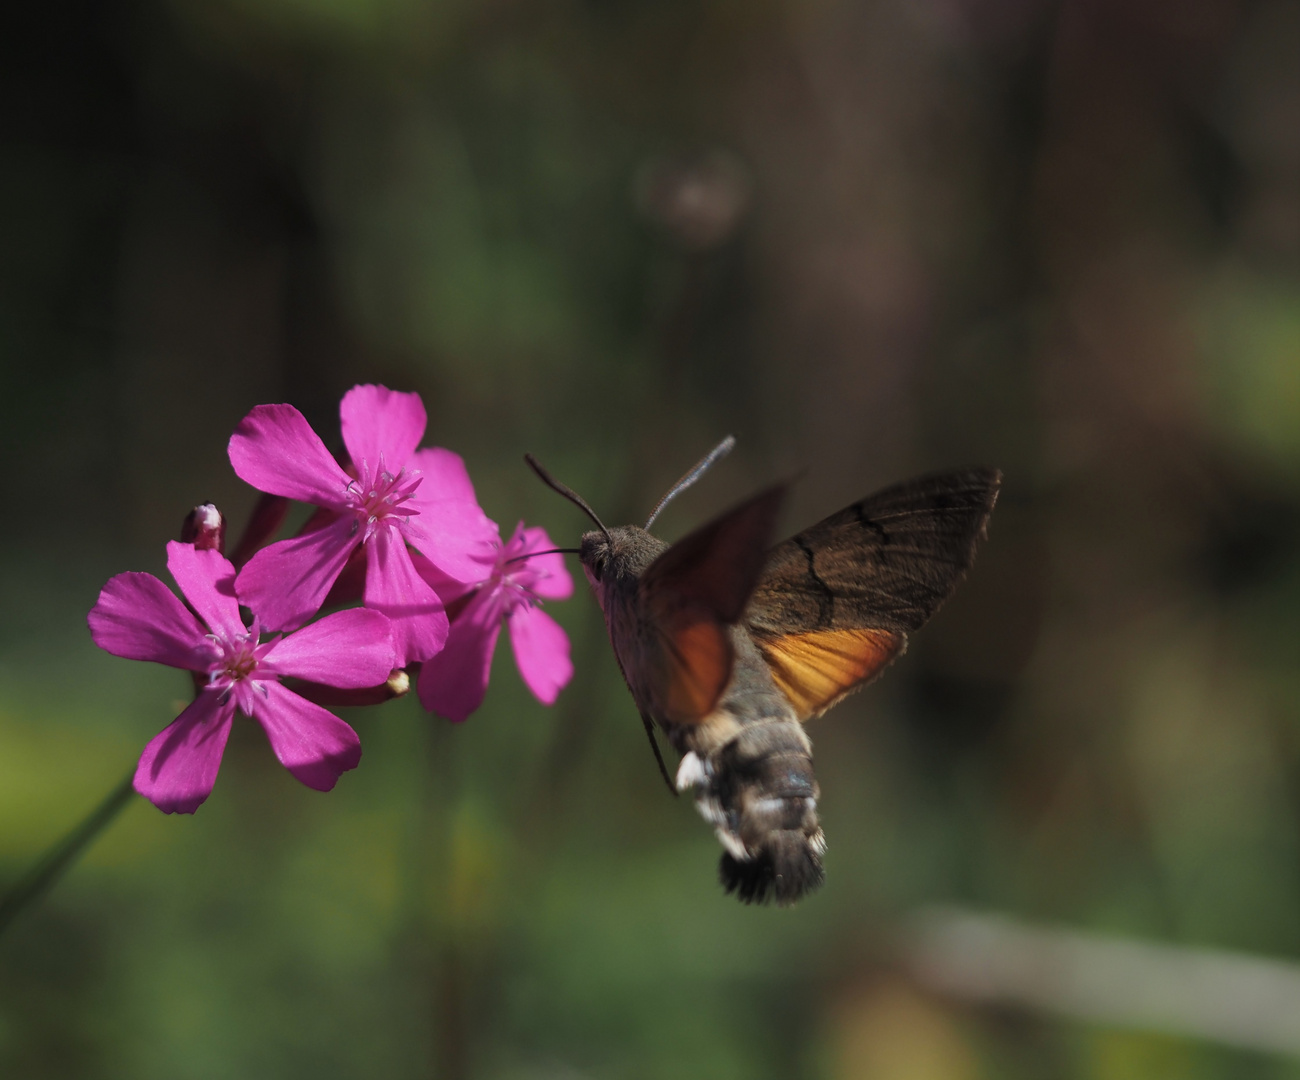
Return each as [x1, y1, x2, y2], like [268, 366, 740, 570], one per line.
[1, 0, 1299, 1076]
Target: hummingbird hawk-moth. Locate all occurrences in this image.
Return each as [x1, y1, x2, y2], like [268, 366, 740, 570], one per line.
[526, 440, 1000, 906]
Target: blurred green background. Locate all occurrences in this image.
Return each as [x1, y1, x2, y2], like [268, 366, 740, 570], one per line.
[2, 0, 1299, 1076]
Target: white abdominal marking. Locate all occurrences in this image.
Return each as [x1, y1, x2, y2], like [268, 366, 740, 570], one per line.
[695, 795, 726, 827]
[749, 795, 814, 817]
[675, 751, 708, 791]
[715, 828, 750, 861]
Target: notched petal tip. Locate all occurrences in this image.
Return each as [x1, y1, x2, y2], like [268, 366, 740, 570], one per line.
[251, 683, 363, 792]
[340, 384, 428, 477]
[133, 692, 235, 815]
[416, 590, 502, 722]
[228, 403, 354, 508]
[509, 605, 573, 706]
[88, 571, 210, 669]
[135, 782, 206, 815]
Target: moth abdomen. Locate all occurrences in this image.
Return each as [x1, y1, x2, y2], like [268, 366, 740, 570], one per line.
[720, 830, 826, 906]
[681, 717, 827, 906]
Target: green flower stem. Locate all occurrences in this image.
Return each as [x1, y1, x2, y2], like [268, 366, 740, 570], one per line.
[0, 769, 137, 937]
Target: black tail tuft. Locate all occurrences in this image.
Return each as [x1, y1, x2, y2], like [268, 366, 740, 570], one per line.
[720, 834, 825, 906]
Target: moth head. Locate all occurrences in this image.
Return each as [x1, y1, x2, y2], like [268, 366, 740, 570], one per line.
[525, 438, 735, 605]
[579, 525, 667, 603]
[579, 528, 611, 588]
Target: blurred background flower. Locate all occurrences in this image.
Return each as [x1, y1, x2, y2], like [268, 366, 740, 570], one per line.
[1, 0, 1298, 1076]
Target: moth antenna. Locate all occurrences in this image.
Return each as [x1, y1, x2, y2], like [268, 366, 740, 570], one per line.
[504, 547, 581, 565]
[524, 454, 613, 543]
[644, 435, 737, 530]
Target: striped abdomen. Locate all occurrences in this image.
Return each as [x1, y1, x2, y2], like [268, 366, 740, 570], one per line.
[670, 631, 826, 906]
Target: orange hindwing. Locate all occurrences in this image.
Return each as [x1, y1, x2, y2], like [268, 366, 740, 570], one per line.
[754, 627, 903, 721]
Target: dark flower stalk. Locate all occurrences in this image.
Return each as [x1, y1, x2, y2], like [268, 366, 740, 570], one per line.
[0, 772, 137, 937]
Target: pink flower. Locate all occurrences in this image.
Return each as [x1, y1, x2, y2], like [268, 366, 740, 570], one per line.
[228, 385, 497, 665]
[88, 541, 396, 813]
[417, 524, 574, 722]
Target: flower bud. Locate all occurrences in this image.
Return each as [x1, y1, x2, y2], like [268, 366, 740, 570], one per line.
[181, 503, 225, 552]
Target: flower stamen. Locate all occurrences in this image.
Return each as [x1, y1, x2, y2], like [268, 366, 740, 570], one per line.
[344, 461, 424, 542]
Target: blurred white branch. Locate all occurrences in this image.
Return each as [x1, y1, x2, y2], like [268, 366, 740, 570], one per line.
[905, 907, 1300, 1057]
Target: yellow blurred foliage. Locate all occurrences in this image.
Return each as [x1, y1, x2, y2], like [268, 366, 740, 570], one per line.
[827, 980, 978, 1080]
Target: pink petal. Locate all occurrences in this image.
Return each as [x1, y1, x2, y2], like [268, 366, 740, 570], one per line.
[511, 525, 574, 601]
[88, 572, 209, 670]
[408, 548, 477, 607]
[340, 385, 426, 474]
[260, 608, 395, 688]
[235, 515, 360, 631]
[408, 447, 478, 503]
[228, 404, 353, 509]
[417, 588, 502, 722]
[134, 690, 235, 813]
[364, 527, 449, 666]
[508, 604, 573, 706]
[247, 682, 362, 791]
[402, 498, 500, 583]
[321, 536, 367, 608]
[165, 542, 243, 640]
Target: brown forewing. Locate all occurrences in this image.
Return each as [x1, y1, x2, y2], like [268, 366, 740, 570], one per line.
[638, 484, 789, 725]
[746, 467, 1002, 719]
[642, 484, 788, 624]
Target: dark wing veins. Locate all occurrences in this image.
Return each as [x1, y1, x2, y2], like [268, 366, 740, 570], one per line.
[853, 502, 890, 544]
[794, 537, 836, 625]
